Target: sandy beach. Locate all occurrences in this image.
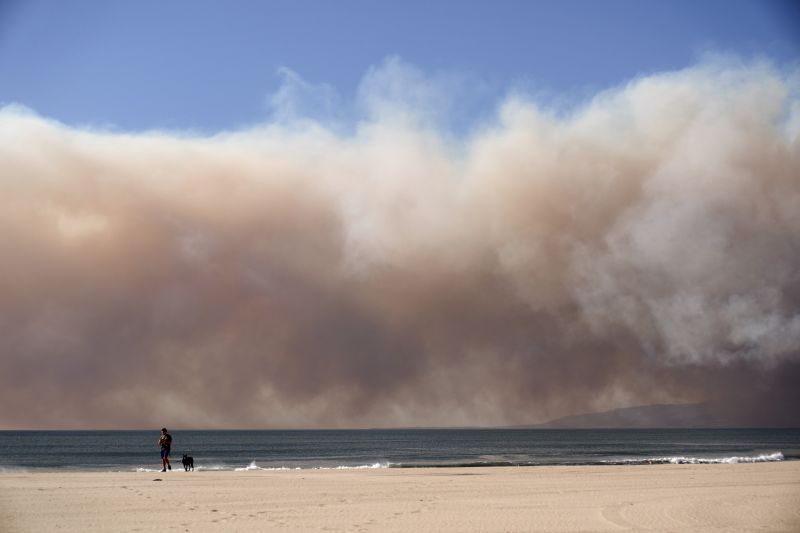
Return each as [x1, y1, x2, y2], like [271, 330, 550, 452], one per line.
[1, 462, 799, 532]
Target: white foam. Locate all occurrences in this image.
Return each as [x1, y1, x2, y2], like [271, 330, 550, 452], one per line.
[610, 451, 785, 465]
[664, 452, 784, 464]
[233, 461, 301, 471]
[230, 460, 389, 471]
[313, 462, 389, 470]
[234, 460, 262, 471]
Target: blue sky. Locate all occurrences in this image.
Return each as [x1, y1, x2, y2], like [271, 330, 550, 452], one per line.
[1, 0, 798, 132]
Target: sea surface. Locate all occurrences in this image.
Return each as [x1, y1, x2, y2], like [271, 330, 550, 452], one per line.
[1, 428, 798, 472]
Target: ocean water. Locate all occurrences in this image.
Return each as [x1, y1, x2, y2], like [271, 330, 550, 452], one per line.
[0, 428, 797, 472]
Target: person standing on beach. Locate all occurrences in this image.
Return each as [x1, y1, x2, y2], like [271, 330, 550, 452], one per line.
[158, 428, 172, 472]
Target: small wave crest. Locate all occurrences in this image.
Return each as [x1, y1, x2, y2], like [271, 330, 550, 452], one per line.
[313, 462, 388, 470]
[234, 460, 389, 471]
[234, 461, 301, 471]
[607, 452, 784, 465]
[131, 453, 785, 472]
[134, 460, 390, 472]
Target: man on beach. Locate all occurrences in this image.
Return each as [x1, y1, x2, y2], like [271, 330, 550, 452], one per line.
[158, 428, 172, 472]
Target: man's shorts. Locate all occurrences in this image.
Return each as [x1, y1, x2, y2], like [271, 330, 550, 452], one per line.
[161, 447, 170, 459]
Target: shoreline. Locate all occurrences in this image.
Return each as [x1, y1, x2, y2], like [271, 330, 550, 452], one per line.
[1, 453, 793, 474]
[2, 462, 799, 532]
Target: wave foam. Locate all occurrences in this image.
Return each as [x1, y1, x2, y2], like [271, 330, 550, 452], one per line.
[314, 462, 389, 470]
[234, 461, 301, 471]
[136, 460, 390, 472]
[610, 452, 784, 465]
[666, 452, 784, 464]
[234, 460, 266, 471]
[129, 453, 786, 472]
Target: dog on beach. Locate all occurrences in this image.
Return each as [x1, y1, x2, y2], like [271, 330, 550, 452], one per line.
[182, 454, 194, 471]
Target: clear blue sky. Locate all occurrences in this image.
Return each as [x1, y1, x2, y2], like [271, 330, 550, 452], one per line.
[1, 0, 798, 132]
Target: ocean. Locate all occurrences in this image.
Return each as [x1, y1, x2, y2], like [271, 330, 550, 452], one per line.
[1, 428, 798, 472]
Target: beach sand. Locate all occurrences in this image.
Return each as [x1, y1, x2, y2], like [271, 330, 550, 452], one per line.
[2, 462, 799, 532]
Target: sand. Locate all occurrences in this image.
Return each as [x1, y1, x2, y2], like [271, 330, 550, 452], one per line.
[1, 462, 799, 532]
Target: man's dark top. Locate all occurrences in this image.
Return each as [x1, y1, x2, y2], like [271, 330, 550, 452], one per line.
[159, 433, 172, 450]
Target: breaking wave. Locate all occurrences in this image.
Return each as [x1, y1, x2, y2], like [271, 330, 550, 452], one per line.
[234, 461, 299, 471]
[315, 462, 388, 470]
[607, 451, 785, 465]
[231, 460, 388, 471]
[130, 452, 786, 472]
[386, 452, 787, 468]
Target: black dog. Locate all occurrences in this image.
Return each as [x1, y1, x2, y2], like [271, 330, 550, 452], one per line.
[182, 454, 194, 471]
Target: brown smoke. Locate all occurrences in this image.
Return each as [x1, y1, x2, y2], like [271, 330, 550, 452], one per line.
[1, 59, 798, 428]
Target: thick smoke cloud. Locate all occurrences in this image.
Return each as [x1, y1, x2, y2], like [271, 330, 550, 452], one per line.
[1, 59, 798, 428]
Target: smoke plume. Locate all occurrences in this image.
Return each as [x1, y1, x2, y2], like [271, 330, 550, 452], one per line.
[1, 58, 798, 428]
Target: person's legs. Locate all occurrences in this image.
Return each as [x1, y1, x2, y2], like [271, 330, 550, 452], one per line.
[161, 448, 168, 471]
